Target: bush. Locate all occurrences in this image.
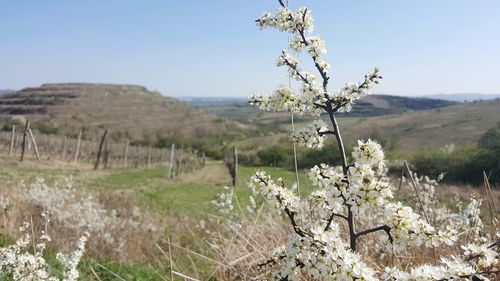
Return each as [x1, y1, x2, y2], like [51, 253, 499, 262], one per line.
[257, 144, 292, 167]
[412, 144, 499, 186]
[297, 142, 343, 169]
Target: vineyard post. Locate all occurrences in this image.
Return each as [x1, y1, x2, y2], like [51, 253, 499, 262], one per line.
[8, 125, 15, 156]
[74, 129, 83, 163]
[167, 143, 175, 179]
[103, 136, 109, 169]
[20, 119, 30, 162]
[94, 129, 109, 170]
[232, 146, 238, 186]
[146, 145, 151, 169]
[27, 128, 40, 160]
[123, 140, 129, 168]
[62, 137, 67, 160]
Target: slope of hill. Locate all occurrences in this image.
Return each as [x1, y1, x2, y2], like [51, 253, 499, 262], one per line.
[232, 99, 500, 155]
[0, 89, 14, 96]
[350, 95, 457, 116]
[336, 99, 500, 153]
[185, 94, 458, 121]
[0, 83, 249, 142]
[423, 93, 500, 102]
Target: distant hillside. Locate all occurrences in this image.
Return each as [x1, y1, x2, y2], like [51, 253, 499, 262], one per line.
[0, 89, 14, 96]
[350, 95, 457, 116]
[184, 95, 458, 123]
[232, 99, 500, 155]
[339, 99, 500, 153]
[423, 93, 500, 102]
[0, 83, 249, 142]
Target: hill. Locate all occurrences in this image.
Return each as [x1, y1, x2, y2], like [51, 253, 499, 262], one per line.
[0, 83, 249, 143]
[338, 99, 500, 153]
[0, 89, 14, 96]
[232, 99, 500, 155]
[184, 94, 458, 121]
[423, 93, 500, 102]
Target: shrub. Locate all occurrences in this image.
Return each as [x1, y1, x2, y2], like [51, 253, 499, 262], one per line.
[412, 124, 500, 186]
[242, 1, 500, 279]
[257, 144, 293, 166]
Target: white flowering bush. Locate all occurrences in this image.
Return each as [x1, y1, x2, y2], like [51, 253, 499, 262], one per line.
[212, 186, 235, 215]
[22, 177, 159, 261]
[246, 1, 499, 280]
[0, 221, 88, 281]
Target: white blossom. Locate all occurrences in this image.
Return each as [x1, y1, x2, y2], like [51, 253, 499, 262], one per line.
[289, 119, 328, 149]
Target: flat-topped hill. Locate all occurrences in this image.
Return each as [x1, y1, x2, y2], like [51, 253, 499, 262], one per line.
[0, 83, 248, 142]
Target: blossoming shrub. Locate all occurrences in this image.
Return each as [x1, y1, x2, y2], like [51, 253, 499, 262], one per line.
[0, 221, 88, 281]
[243, 1, 499, 280]
[0, 177, 161, 264]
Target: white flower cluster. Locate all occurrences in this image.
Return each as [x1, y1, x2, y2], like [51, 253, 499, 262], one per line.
[211, 186, 234, 215]
[289, 119, 328, 149]
[251, 171, 302, 216]
[329, 68, 383, 113]
[404, 172, 485, 243]
[277, 50, 318, 85]
[56, 233, 89, 281]
[253, 8, 383, 117]
[246, 181, 259, 215]
[384, 241, 499, 280]
[308, 164, 346, 220]
[384, 202, 441, 250]
[257, 6, 314, 33]
[352, 139, 384, 167]
[348, 164, 392, 209]
[307, 35, 327, 57]
[252, 4, 348, 116]
[463, 243, 499, 270]
[270, 227, 378, 280]
[249, 85, 300, 112]
[0, 195, 10, 213]
[0, 222, 88, 281]
[25, 177, 157, 254]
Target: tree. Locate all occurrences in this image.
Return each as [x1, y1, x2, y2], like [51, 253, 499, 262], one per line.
[479, 122, 500, 152]
[247, 1, 499, 280]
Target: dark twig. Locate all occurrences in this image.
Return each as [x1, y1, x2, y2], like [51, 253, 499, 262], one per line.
[355, 225, 393, 243]
[318, 130, 336, 136]
[324, 212, 348, 231]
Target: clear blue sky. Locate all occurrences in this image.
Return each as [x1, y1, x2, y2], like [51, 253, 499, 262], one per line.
[1, 0, 499, 97]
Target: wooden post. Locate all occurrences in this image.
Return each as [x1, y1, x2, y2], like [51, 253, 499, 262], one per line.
[27, 128, 40, 160]
[20, 120, 30, 162]
[147, 145, 151, 169]
[74, 129, 83, 163]
[8, 125, 15, 156]
[167, 143, 175, 179]
[94, 129, 109, 170]
[232, 146, 238, 186]
[123, 140, 129, 169]
[103, 137, 109, 169]
[62, 137, 67, 160]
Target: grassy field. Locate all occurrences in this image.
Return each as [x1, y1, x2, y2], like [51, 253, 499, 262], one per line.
[0, 154, 316, 280]
[1, 152, 498, 280]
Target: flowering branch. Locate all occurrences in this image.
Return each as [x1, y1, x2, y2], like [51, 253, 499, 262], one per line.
[253, 173, 307, 237]
[276, 1, 330, 92]
[250, 1, 499, 279]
